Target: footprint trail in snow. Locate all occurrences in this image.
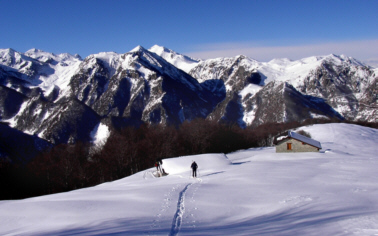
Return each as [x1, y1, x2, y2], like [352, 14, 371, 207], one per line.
[148, 183, 182, 235]
[169, 177, 202, 236]
[169, 183, 193, 236]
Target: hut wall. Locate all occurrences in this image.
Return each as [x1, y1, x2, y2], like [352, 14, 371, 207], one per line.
[276, 138, 319, 153]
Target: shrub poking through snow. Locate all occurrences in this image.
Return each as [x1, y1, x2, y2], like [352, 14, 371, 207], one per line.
[296, 130, 312, 138]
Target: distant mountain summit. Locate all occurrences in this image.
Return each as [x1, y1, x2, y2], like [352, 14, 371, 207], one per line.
[0, 46, 376, 147]
[148, 45, 200, 73]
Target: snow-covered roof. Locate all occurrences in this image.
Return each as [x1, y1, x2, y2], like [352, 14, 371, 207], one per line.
[289, 131, 322, 149]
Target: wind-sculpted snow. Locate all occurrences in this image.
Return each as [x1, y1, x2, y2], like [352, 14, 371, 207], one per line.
[1, 123, 378, 235]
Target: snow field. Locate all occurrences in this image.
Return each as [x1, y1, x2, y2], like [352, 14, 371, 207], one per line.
[0, 123, 378, 235]
[90, 122, 110, 146]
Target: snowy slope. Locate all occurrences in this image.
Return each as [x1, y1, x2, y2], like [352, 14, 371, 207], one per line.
[1, 123, 377, 235]
[0, 48, 82, 96]
[148, 45, 200, 73]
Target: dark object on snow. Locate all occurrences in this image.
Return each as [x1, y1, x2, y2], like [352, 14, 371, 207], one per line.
[155, 158, 163, 172]
[191, 161, 198, 177]
[154, 168, 168, 178]
[155, 158, 168, 177]
[161, 168, 169, 176]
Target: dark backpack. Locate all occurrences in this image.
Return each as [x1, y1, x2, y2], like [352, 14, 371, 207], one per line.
[191, 162, 198, 169]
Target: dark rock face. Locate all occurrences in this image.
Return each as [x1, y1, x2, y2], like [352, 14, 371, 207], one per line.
[189, 56, 262, 126]
[66, 48, 226, 128]
[38, 99, 101, 144]
[13, 95, 51, 133]
[299, 61, 377, 121]
[244, 81, 286, 126]
[133, 48, 226, 126]
[0, 85, 26, 119]
[70, 57, 110, 107]
[160, 75, 225, 125]
[93, 73, 132, 117]
[356, 78, 378, 121]
[242, 81, 343, 127]
[221, 93, 246, 127]
[283, 83, 342, 122]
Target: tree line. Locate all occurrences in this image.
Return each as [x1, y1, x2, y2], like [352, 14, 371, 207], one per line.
[1, 118, 377, 200]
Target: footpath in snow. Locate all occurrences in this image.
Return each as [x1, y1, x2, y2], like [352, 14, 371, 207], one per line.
[0, 123, 378, 235]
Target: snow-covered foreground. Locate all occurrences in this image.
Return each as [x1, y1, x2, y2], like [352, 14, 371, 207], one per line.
[1, 123, 378, 236]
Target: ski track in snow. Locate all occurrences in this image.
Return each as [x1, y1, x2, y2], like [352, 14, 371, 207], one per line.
[147, 175, 202, 236]
[169, 183, 193, 236]
[148, 183, 182, 235]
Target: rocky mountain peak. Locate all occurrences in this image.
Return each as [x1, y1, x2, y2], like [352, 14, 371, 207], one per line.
[1, 48, 17, 56]
[148, 45, 200, 73]
[0, 46, 376, 146]
[149, 45, 171, 54]
[0, 48, 25, 66]
[130, 45, 148, 53]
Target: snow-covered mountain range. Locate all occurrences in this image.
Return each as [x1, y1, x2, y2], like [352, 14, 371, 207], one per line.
[1, 123, 378, 235]
[0, 45, 377, 145]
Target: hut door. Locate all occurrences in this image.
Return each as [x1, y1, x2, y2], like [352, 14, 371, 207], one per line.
[287, 143, 292, 150]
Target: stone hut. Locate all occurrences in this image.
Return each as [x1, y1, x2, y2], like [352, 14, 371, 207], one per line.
[275, 131, 321, 153]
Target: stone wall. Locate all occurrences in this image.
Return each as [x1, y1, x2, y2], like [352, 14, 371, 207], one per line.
[276, 138, 319, 153]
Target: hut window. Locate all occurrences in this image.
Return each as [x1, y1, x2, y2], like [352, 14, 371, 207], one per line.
[287, 143, 292, 150]
[302, 142, 306, 145]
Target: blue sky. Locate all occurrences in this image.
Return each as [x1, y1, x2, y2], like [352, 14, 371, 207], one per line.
[1, 0, 377, 62]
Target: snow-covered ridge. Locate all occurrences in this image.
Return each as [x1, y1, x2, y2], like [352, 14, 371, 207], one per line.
[189, 55, 259, 85]
[1, 46, 376, 139]
[189, 52, 369, 88]
[148, 45, 200, 73]
[1, 47, 369, 90]
[25, 48, 82, 63]
[0, 48, 83, 95]
[0, 48, 37, 75]
[255, 54, 368, 86]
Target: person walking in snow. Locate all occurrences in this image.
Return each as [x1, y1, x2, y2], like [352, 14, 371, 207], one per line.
[155, 158, 162, 172]
[191, 161, 198, 177]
